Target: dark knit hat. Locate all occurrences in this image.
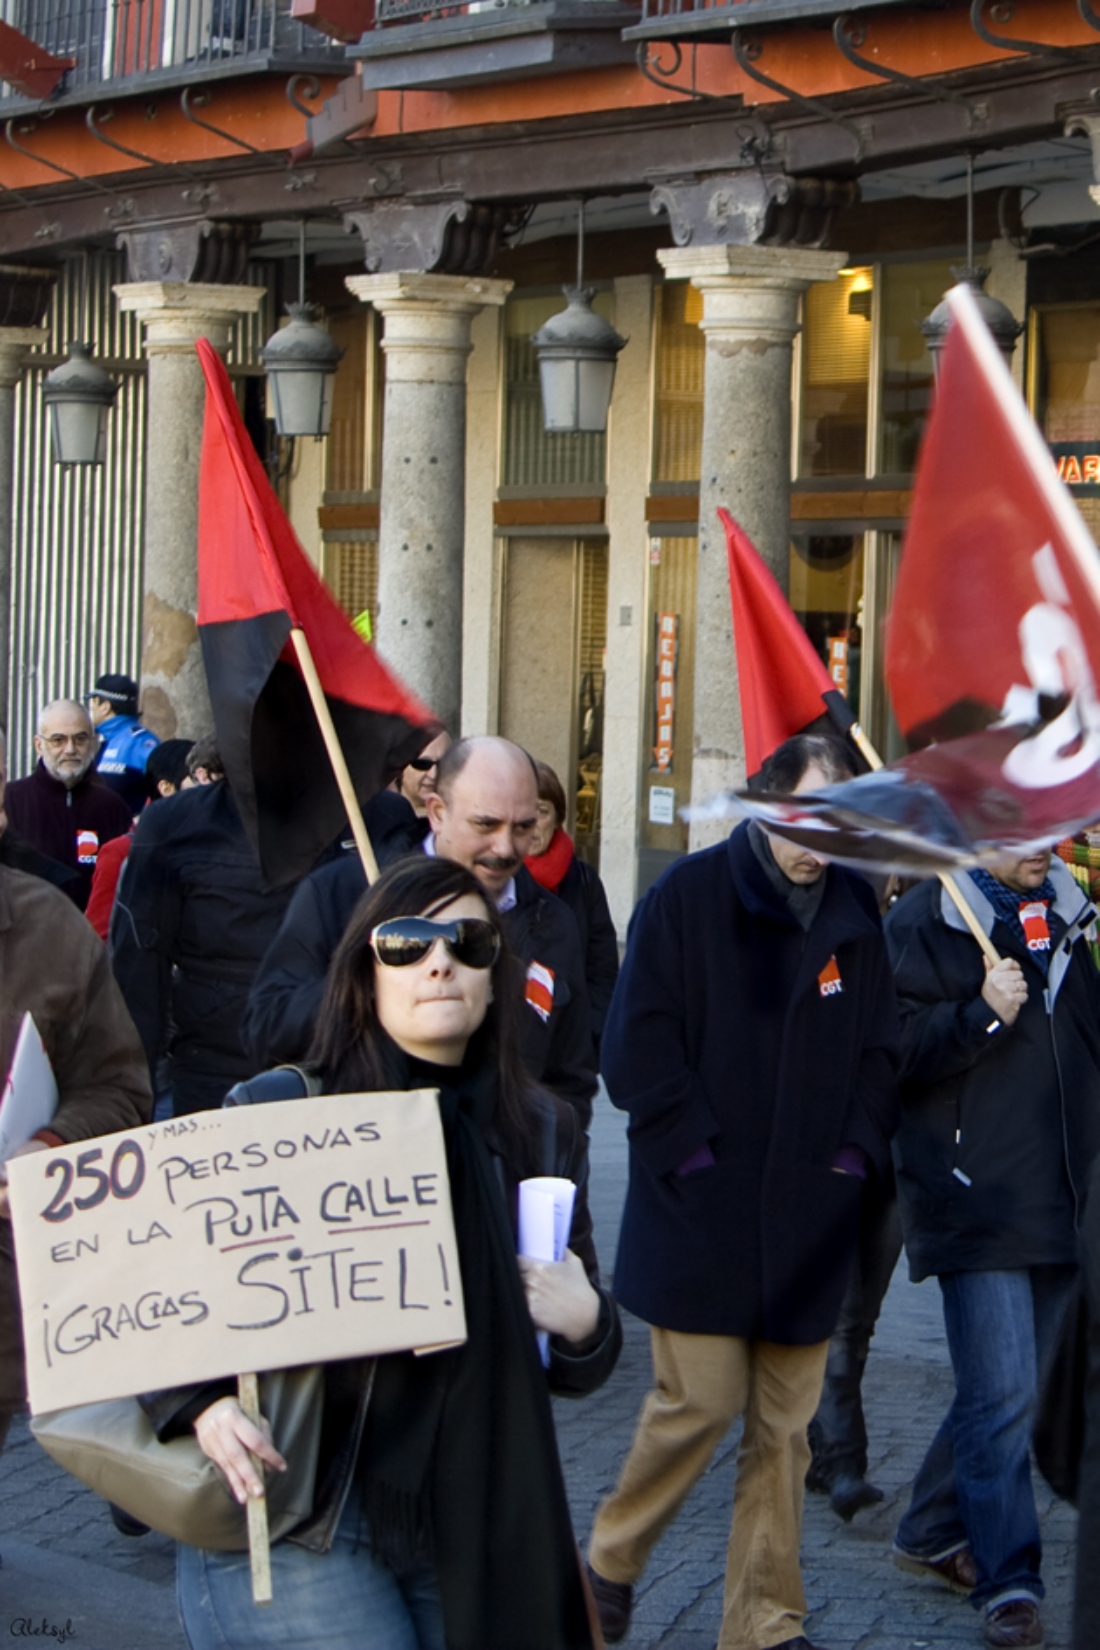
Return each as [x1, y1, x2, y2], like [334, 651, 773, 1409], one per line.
[87, 672, 139, 713]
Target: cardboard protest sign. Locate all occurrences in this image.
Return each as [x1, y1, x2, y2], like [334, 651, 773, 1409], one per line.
[9, 1091, 466, 1415]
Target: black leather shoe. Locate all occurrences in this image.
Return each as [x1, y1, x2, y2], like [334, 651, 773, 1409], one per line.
[585, 1563, 633, 1644]
[829, 1471, 885, 1521]
[108, 1502, 150, 1538]
[983, 1599, 1044, 1648]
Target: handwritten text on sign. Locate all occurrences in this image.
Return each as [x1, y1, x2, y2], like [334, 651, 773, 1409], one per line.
[9, 1091, 466, 1415]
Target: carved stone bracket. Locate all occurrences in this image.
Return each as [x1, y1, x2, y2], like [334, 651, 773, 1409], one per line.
[117, 219, 258, 286]
[345, 196, 527, 276]
[648, 167, 856, 250]
[1064, 104, 1100, 210]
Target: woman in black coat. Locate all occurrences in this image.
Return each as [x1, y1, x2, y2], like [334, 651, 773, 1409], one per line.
[148, 856, 620, 1650]
[526, 761, 619, 1051]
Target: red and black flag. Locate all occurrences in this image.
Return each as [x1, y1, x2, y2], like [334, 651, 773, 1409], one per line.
[720, 506, 856, 785]
[196, 337, 436, 888]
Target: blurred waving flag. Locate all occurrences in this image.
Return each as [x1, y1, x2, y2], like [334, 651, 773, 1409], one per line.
[196, 338, 436, 887]
[719, 506, 855, 784]
[693, 284, 1100, 874]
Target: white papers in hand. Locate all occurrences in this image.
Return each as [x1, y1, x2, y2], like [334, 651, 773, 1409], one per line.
[518, 1176, 577, 1365]
[0, 1015, 59, 1167]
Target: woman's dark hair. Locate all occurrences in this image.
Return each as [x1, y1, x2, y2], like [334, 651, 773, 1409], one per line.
[146, 738, 193, 796]
[534, 761, 567, 829]
[309, 856, 544, 1173]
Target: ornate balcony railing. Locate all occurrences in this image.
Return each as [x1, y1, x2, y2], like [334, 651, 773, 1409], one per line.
[0, 0, 347, 106]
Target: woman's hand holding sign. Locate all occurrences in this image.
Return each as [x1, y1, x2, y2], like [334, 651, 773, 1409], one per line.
[194, 1398, 286, 1505]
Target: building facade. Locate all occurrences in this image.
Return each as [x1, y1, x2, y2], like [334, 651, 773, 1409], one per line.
[3, 0, 1100, 930]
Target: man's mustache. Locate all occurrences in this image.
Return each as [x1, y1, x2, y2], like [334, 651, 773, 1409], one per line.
[475, 853, 520, 873]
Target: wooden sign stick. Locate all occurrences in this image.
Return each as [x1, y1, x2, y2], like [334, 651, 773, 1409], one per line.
[237, 1373, 273, 1606]
[847, 721, 1001, 966]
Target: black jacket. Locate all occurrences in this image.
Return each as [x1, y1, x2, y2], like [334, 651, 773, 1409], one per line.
[109, 782, 320, 1113]
[606, 822, 900, 1345]
[140, 1072, 621, 1555]
[554, 856, 620, 1047]
[4, 762, 133, 911]
[885, 861, 1100, 1281]
[244, 853, 598, 1126]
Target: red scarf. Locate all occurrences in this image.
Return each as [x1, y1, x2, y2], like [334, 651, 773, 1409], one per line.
[526, 827, 574, 894]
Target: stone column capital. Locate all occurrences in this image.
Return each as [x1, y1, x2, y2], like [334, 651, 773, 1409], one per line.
[0, 326, 47, 387]
[113, 281, 267, 354]
[346, 273, 512, 385]
[659, 244, 848, 345]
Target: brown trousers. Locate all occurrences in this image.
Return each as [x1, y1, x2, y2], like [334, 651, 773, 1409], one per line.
[589, 1328, 829, 1650]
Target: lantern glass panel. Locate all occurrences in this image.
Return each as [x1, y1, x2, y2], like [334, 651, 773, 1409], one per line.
[538, 358, 579, 432]
[49, 400, 107, 466]
[270, 367, 332, 438]
[576, 358, 617, 433]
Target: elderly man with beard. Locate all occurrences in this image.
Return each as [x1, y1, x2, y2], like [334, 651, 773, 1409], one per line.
[244, 736, 597, 1125]
[4, 700, 132, 911]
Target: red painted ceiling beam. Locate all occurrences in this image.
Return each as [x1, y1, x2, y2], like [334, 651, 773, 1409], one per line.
[0, 18, 75, 100]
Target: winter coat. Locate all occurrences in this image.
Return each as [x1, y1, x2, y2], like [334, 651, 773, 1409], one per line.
[4, 762, 133, 911]
[606, 822, 900, 1345]
[140, 1066, 620, 1554]
[553, 856, 620, 1048]
[0, 864, 152, 1408]
[94, 714, 159, 814]
[885, 861, 1100, 1281]
[109, 782, 320, 1114]
[243, 854, 599, 1127]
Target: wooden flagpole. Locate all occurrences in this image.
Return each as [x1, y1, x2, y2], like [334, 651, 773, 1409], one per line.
[847, 721, 1001, 965]
[235, 627, 384, 1605]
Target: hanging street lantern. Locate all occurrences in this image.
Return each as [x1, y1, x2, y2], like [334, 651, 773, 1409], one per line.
[260, 302, 344, 439]
[532, 285, 627, 434]
[920, 264, 1024, 380]
[42, 342, 119, 466]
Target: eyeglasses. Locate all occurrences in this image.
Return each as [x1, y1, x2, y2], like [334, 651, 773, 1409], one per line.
[41, 732, 92, 751]
[406, 757, 438, 772]
[369, 916, 501, 971]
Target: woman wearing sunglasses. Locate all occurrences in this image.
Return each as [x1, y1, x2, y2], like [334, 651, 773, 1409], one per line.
[145, 855, 621, 1650]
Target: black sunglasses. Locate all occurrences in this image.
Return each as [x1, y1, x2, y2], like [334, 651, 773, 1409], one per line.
[369, 916, 501, 971]
[406, 757, 438, 772]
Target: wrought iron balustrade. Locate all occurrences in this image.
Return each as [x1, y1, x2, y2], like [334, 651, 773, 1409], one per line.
[1, 0, 346, 104]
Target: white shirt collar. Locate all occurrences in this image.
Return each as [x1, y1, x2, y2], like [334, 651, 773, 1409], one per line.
[421, 832, 516, 913]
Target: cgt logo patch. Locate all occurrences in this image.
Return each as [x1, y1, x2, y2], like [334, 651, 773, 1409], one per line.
[1019, 898, 1051, 953]
[818, 955, 843, 998]
[76, 829, 99, 866]
[525, 960, 555, 1023]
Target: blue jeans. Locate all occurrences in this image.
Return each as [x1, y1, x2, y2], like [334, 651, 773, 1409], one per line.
[896, 1265, 1076, 1613]
[177, 1493, 445, 1650]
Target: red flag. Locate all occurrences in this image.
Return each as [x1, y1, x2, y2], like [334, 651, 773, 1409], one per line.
[890, 280, 1100, 775]
[720, 506, 855, 782]
[196, 338, 436, 887]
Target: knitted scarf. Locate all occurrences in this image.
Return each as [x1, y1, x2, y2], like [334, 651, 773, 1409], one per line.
[356, 1033, 593, 1650]
[526, 828, 575, 895]
[970, 869, 1058, 966]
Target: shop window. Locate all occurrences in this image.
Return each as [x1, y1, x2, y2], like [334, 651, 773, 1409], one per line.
[329, 541, 378, 624]
[653, 282, 704, 483]
[498, 538, 608, 867]
[799, 268, 873, 477]
[1031, 303, 1100, 544]
[878, 259, 952, 475]
[502, 295, 610, 488]
[639, 536, 696, 892]
[789, 534, 865, 721]
[325, 308, 383, 495]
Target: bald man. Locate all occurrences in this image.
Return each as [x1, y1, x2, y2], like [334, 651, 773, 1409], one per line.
[4, 700, 133, 910]
[244, 736, 597, 1124]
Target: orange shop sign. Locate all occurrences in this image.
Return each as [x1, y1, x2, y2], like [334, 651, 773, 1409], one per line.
[653, 613, 678, 772]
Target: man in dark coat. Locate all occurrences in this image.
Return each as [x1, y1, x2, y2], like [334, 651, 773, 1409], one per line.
[109, 775, 325, 1115]
[243, 736, 597, 1126]
[886, 849, 1100, 1650]
[4, 699, 133, 911]
[586, 735, 900, 1650]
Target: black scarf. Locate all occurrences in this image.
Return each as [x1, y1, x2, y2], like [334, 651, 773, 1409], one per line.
[355, 1033, 593, 1650]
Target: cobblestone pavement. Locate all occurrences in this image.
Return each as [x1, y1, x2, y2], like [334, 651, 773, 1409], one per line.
[0, 1092, 1079, 1650]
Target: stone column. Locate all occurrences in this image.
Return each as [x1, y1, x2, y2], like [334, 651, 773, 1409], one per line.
[0, 327, 46, 733]
[658, 244, 847, 849]
[114, 281, 267, 740]
[345, 273, 511, 735]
